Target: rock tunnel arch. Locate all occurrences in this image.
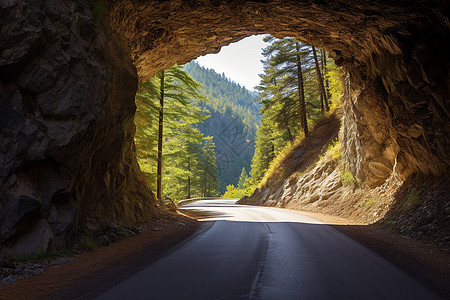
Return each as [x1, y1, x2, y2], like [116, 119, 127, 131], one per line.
[110, 0, 449, 185]
[0, 0, 448, 255]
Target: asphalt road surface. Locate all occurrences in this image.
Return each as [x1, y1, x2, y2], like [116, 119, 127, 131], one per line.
[96, 199, 441, 300]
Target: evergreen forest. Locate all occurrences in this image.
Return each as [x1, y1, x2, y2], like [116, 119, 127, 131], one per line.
[133, 35, 343, 202]
[223, 36, 343, 198]
[184, 61, 260, 193]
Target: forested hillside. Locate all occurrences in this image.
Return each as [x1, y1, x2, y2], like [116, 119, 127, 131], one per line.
[134, 39, 341, 199]
[224, 36, 343, 198]
[184, 62, 260, 193]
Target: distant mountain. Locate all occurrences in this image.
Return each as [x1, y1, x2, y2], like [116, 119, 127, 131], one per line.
[184, 61, 260, 193]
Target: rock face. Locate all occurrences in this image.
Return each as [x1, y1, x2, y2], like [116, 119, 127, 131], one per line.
[1, 0, 448, 255]
[0, 0, 155, 256]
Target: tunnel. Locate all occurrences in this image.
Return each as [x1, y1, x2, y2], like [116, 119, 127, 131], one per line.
[0, 0, 448, 255]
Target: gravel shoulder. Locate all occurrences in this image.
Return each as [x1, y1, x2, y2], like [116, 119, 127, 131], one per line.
[0, 210, 199, 300]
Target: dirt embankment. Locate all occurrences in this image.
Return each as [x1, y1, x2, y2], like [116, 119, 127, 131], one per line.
[0, 211, 199, 300]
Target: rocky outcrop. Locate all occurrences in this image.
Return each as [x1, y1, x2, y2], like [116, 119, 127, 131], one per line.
[0, 0, 155, 256]
[1, 0, 448, 256]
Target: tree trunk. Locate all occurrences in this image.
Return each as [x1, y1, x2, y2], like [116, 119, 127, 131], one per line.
[157, 70, 165, 203]
[187, 159, 191, 199]
[295, 42, 308, 136]
[321, 49, 331, 102]
[286, 126, 294, 145]
[282, 111, 294, 144]
[319, 49, 325, 112]
[312, 46, 329, 112]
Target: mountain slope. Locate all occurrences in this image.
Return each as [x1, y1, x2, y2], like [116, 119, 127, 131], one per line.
[184, 61, 260, 193]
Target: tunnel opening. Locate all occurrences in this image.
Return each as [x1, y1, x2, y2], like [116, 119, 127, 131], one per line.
[133, 34, 343, 202]
[0, 0, 448, 256]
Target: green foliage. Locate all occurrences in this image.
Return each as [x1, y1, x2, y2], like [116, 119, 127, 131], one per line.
[184, 61, 260, 128]
[360, 198, 376, 207]
[198, 138, 220, 197]
[184, 62, 259, 193]
[256, 36, 314, 138]
[247, 35, 343, 189]
[237, 167, 249, 189]
[325, 58, 345, 111]
[320, 138, 341, 161]
[222, 184, 244, 199]
[248, 114, 277, 186]
[135, 65, 218, 200]
[403, 189, 422, 212]
[222, 180, 255, 199]
[259, 133, 304, 186]
[341, 169, 356, 185]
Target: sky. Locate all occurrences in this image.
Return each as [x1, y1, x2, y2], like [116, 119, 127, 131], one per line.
[195, 35, 267, 91]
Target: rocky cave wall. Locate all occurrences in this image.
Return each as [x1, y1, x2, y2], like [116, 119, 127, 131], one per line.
[1, 0, 448, 255]
[0, 0, 155, 256]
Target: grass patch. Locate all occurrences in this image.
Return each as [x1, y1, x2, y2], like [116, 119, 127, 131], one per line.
[403, 189, 422, 212]
[360, 198, 376, 207]
[341, 169, 355, 185]
[260, 137, 303, 187]
[340, 168, 362, 188]
[320, 138, 341, 162]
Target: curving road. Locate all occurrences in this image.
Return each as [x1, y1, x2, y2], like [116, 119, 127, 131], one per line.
[96, 199, 441, 300]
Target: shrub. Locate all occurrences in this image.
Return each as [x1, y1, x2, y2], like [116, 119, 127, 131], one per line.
[320, 138, 341, 162]
[341, 169, 355, 185]
[360, 198, 375, 207]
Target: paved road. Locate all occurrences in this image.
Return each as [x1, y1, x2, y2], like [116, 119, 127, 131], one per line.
[96, 199, 440, 300]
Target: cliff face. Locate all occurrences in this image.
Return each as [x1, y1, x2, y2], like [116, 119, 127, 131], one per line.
[1, 0, 448, 255]
[0, 0, 155, 256]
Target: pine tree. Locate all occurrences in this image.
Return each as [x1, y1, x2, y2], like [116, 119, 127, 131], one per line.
[247, 35, 343, 190]
[257, 36, 312, 137]
[249, 114, 276, 185]
[199, 138, 219, 197]
[311, 46, 329, 112]
[135, 65, 208, 202]
[237, 167, 249, 189]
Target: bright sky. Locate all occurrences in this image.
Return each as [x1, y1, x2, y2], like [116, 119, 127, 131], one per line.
[195, 35, 267, 91]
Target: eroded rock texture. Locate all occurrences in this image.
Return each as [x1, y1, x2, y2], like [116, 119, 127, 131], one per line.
[109, 0, 449, 187]
[0, 0, 155, 256]
[1, 0, 448, 255]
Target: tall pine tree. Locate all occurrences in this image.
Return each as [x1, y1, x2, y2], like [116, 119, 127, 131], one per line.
[135, 65, 217, 201]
